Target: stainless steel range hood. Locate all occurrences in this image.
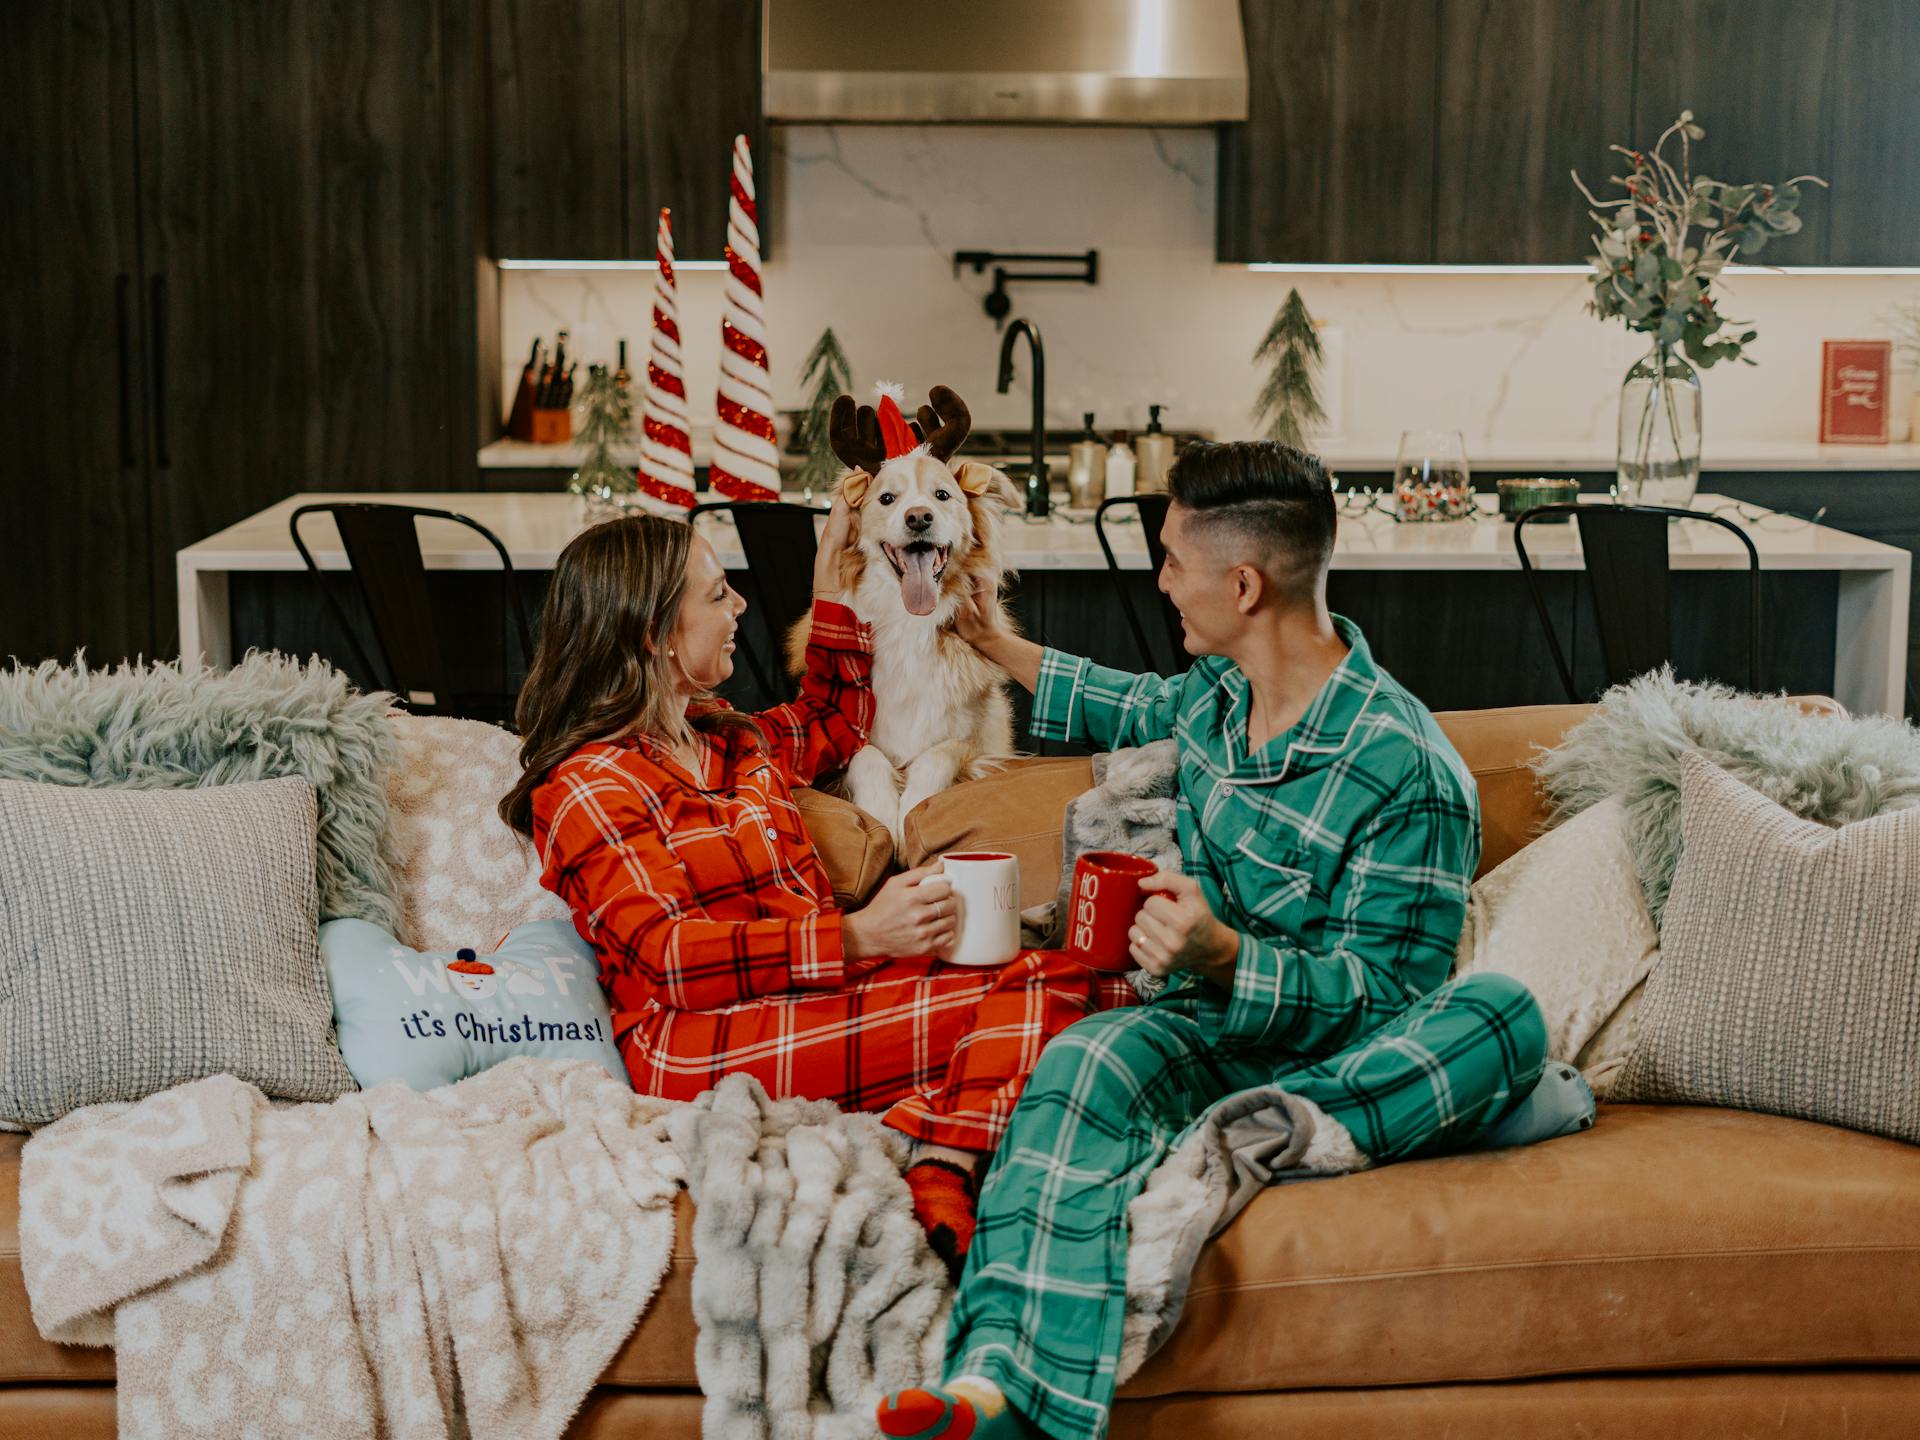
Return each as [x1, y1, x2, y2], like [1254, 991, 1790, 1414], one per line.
[765, 0, 1248, 125]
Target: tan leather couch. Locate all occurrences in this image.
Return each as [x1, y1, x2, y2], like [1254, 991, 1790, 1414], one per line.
[7, 703, 1919, 1437]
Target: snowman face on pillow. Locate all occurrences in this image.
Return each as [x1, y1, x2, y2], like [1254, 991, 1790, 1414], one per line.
[446, 955, 496, 999]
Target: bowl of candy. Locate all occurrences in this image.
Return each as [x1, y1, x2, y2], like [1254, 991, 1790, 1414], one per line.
[1393, 430, 1476, 522]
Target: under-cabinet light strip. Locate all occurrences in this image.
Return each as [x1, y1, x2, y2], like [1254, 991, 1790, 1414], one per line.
[1244, 262, 1920, 276]
[498, 259, 731, 271]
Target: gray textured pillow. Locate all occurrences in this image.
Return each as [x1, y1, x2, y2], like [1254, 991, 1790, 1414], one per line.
[1616, 753, 1920, 1143]
[0, 776, 355, 1127]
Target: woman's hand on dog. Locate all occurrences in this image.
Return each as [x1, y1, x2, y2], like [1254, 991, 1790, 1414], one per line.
[844, 863, 957, 965]
[812, 493, 856, 602]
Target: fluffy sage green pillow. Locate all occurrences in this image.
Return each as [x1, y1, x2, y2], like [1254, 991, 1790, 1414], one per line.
[1615, 753, 1920, 1144]
[0, 776, 355, 1127]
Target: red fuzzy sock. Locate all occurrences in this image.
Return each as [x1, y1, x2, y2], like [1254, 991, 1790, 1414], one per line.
[906, 1159, 977, 1278]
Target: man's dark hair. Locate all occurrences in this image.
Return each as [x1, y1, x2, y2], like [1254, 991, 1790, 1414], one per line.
[1165, 439, 1336, 600]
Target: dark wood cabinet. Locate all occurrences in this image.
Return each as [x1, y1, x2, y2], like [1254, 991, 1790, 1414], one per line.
[486, 0, 626, 260]
[1, 0, 481, 667]
[1222, 0, 1916, 266]
[1826, 0, 1920, 266]
[132, 0, 482, 656]
[1218, 0, 1439, 264]
[1432, 0, 1635, 264]
[0, 0, 155, 667]
[487, 0, 764, 262]
[1630, 0, 1836, 266]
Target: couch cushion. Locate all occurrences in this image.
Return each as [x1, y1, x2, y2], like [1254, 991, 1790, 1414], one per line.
[901, 757, 1095, 903]
[12, 1104, 1920, 1393]
[1123, 1102, 1920, 1394]
[795, 786, 894, 907]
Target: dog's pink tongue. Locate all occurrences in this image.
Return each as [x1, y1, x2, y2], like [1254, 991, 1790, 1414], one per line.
[901, 548, 940, 616]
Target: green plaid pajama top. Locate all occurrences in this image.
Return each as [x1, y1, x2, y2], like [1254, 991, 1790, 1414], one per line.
[1031, 615, 1480, 1052]
[948, 619, 1548, 1438]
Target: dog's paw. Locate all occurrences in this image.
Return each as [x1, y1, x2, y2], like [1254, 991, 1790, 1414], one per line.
[845, 746, 902, 832]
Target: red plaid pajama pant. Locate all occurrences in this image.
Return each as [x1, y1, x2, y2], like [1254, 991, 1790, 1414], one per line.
[620, 952, 1138, 1152]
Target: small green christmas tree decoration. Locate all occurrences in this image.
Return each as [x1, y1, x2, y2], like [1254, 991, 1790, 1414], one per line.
[794, 327, 855, 502]
[568, 364, 636, 503]
[1252, 287, 1327, 448]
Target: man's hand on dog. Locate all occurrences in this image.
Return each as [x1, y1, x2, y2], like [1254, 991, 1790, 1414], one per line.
[1131, 872, 1238, 986]
[951, 575, 1046, 692]
[812, 493, 856, 602]
[844, 862, 956, 966]
[952, 575, 1004, 647]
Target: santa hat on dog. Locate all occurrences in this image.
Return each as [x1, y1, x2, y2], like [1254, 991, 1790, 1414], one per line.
[871, 382, 921, 460]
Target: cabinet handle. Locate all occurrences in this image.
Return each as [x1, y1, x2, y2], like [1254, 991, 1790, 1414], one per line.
[115, 273, 135, 468]
[149, 273, 170, 469]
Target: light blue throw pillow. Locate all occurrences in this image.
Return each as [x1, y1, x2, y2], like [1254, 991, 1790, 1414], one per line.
[321, 917, 629, 1091]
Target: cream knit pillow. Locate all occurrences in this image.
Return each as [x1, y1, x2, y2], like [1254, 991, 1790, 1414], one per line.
[385, 714, 569, 953]
[1453, 796, 1659, 1095]
[1615, 753, 1920, 1143]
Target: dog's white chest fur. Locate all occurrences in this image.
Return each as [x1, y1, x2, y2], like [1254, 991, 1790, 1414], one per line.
[858, 579, 994, 763]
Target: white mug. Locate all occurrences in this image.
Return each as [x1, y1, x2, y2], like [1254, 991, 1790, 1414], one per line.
[939, 851, 1022, 967]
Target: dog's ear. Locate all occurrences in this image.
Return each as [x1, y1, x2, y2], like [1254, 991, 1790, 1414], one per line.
[953, 461, 1022, 510]
[837, 467, 873, 508]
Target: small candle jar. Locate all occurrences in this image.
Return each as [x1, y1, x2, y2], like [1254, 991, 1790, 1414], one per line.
[1496, 477, 1581, 522]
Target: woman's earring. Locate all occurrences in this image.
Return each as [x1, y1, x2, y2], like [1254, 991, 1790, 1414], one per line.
[668, 647, 676, 657]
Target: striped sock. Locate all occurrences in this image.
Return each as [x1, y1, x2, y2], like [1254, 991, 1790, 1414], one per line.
[876, 1377, 1035, 1439]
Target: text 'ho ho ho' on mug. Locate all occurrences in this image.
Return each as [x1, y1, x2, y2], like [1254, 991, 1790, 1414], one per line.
[1066, 850, 1158, 972]
[939, 851, 1022, 967]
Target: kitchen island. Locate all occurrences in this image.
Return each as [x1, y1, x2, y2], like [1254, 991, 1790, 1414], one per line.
[179, 490, 1909, 720]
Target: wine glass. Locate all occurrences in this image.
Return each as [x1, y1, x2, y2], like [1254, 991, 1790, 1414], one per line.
[1393, 430, 1474, 522]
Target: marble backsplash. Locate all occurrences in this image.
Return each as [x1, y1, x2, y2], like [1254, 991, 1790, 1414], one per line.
[499, 125, 1920, 461]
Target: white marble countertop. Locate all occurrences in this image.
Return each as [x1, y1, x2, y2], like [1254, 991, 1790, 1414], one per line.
[479, 436, 1920, 474]
[180, 490, 1909, 574]
[176, 490, 1912, 716]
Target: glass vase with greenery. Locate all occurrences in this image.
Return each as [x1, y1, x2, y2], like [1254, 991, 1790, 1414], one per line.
[1575, 111, 1823, 505]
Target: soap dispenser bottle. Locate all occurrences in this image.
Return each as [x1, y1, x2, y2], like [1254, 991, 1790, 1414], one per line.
[1135, 405, 1174, 494]
[1067, 412, 1106, 509]
[1105, 430, 1136, 498]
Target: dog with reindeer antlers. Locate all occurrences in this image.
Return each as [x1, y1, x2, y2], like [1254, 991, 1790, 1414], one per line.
[786, 383, 1026, 847]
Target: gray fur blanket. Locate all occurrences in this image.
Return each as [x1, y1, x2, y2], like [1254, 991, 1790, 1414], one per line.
[671, 1073, 1373, 1439]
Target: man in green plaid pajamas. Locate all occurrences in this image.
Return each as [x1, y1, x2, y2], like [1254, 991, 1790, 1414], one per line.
[877, 441, 1546, 1440]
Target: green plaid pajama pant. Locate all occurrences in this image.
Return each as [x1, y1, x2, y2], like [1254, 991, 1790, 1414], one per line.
[946, 970, 1546, 1439]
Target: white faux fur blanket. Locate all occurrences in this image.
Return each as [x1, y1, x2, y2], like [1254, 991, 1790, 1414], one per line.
[671, 1073, 1370, 1439]
[17, 1058, 681, 1440]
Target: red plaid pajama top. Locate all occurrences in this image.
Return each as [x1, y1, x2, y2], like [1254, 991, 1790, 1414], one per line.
[533, 598, 1134, 1152]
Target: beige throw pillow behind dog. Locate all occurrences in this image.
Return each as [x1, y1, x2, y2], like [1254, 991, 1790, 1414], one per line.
[1453, 796, 1659, 1095]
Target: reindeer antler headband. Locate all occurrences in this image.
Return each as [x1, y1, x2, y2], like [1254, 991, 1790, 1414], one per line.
[828, 383, 972, 472]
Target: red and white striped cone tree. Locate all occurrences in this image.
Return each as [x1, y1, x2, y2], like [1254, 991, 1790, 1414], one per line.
[709, 134, 780, 502]
[636, 207, 697, 509]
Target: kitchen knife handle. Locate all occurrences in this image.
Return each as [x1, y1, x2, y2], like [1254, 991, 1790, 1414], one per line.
[115, 272, 135, 468]
[148, 273, 170, 468]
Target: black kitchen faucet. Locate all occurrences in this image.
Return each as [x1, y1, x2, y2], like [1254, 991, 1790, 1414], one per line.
[996, 317, 1049, 518]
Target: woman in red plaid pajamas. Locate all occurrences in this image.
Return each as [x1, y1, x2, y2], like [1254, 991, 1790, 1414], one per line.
[501, 506, 1133, 1267]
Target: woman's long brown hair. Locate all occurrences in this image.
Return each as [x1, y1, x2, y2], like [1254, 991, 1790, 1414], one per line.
[499, 512, 747, 836]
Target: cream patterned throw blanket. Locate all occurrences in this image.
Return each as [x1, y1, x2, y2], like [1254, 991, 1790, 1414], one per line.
[20, 1065, 1372, 1440]
[18, 1059, 680, 1440]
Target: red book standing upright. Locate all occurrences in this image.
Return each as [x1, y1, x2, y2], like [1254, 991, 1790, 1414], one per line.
[1820, 340, 1892, 444]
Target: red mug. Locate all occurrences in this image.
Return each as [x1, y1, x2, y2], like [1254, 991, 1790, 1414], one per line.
[1065, 850, 1158, 971]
